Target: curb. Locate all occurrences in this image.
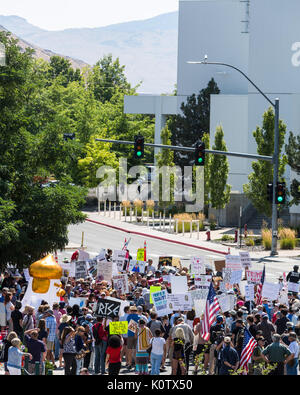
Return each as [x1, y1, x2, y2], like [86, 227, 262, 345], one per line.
[86, 218, 229, 256]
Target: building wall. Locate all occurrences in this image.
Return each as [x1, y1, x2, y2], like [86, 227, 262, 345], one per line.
[177, 0, 249, 96]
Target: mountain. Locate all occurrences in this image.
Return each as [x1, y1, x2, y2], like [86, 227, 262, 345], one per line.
[0, 13, 179, 93]
[0, 24, 88, 70]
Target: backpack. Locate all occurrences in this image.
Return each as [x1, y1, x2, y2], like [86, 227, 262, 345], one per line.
[92, 323, 103, 346]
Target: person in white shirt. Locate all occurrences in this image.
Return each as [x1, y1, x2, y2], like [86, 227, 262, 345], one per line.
[150, 329, 166, 375]
[286, 332, 299, 375]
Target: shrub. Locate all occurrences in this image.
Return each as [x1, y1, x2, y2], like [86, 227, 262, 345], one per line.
[261, 228, 272, 250]
[221, 234, 235, 242]
[278, 228, 296, 240]
[209, 214, 217, 230]
[245, 237, 255, 247]
[122, 200, 131, 216]
[254, 237, 262, 246]
[280, 238, 296, 250]
[146, 200, 155, 216]
[133, 199, 143, 216]
[174, 213, 198, 233]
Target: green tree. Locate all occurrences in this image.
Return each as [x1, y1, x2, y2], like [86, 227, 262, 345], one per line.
[47, 55, 82, 87]
[286, 133, 300, 205]
[88, 54, 134, 103]
[169, 78, 220, 167]
[209, 126, 231, 220]
[243, 107, 287, 217]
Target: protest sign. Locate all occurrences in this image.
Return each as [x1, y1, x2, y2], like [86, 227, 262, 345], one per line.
[171, 276, 188, 294]
[262, 282, 280, 301]
[23, 268, 31, 282]
[75, 261, 88, 280]
[112, 250, 127, 273]
[288, 282, 300, 293]
[191, 257, 205, 275]
[172, 257, 182, 269]
[159, 257, 172, 267]
[78, 250, 90, 261]
[189, 289, 208, 301]
[97, 260, 113, 283]
[137, 249, 145, 261]
[167, 294, 193, 311]
[109, 321, 128, 335]
[128, 319, 138, 334]
[194, 299, 206, 318]
[239, 252, 252, 268]
[112, 274, 129, 294]
[69, 297, 86, 308]
[87, 259, 97, 277]
[278, 290, 289, 305]
[150, 286, 161, 304]
[229, 270, 243, 285]
[95, 298, 121, 318]
[246, 270, 263, 284]
[194, 275, 211, 292]
[217, 294, 235, 313]
[245, 284, 255, 301]
[214, 260, 226, 273]
[151, 290, 170, 317]
[225, 255, 242, 271]
[127, 260, 146, 274]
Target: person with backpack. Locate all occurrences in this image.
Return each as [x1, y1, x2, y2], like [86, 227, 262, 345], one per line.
[92, 316, 108, 375]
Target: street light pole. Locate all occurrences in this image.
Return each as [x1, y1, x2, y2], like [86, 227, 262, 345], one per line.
[187, 58, 279, 256]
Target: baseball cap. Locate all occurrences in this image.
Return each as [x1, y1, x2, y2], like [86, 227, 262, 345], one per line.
[216, 315, 223, 322]
[224, 337, 231, 343]
[86, 314, 93, 320]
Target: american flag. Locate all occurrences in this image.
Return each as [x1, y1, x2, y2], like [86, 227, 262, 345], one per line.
[255, 264, 265, 305]
[201, 282, 220, 341]
[240, 328, 257, 371]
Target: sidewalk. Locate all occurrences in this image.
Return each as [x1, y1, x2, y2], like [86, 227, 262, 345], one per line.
[83, 210, 300, 262]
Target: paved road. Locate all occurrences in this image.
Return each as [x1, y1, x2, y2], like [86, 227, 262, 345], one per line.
[58, 221, 297, 283]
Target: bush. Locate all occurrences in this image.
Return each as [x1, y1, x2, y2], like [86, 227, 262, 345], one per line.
[174, 213, 198, 233]
[245, 237, 255, 247]
[134, 199, 143, 216]
[254, 237, 262, 246]
[221, 234, 235, 242]
[262, 228, 272, 250]
[209, 213, 217, 230]
[278, 228, 296, 240]
[280, 238, 296, 250]
[122, 200, 131, 216]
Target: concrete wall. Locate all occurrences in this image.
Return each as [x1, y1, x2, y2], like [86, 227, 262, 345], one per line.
[178, 0, 249, 96]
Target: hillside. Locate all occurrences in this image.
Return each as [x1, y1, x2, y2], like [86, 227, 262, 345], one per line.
[0, 24, 88, 70]
[0, 13, 179, 93]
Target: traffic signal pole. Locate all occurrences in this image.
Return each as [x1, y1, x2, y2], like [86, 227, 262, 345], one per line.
[271, 99, 280, 256]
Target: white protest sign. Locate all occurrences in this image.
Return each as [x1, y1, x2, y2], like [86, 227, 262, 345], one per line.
[262, 282, 280, 301]
[245, 284, 255, 301]
[190, 289, 208, 301]
[152, 290, 171, 317]
[78, 250, 90, 261]
[112, 274, 129, 294]
[230, 270, 243, 285]
[69, 297, 86, 308]
[171, 276, 188, 294]
[190, 257, 205, 275]
[95, 249, 106, 261]
[239, 251, 252, 268]
[97, 260, 113, 283]
[194, 275, 211, 300]
[246, 270, 263, 284]
[222, 268, 233, 291]
[288, 282, 300, 293]
[217, 294, 235, 313]
[75, 261, 88, 279]
[194, 299, 206, 318]
[112, 250, 127, 273]
[225, 255, 242, 271]
[167, 293, 192, 311]
[23, 268, 31, 282]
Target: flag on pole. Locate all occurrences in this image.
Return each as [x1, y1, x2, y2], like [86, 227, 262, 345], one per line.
[201, 282, 220, 341]
[255, 264, 265, 305]
[239, 328, 257, 371]
[144, 241, 147, 261]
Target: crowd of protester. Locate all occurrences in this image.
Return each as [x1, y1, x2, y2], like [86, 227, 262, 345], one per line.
[0, 252, 300, 376]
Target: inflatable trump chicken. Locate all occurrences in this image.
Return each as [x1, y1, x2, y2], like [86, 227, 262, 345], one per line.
[21, 254, 65, 311]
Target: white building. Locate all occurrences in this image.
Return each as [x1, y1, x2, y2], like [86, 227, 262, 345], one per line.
[124, 0, 300, 225]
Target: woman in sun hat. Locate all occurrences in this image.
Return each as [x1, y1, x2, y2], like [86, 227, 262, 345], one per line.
[58, 314, 72, 369]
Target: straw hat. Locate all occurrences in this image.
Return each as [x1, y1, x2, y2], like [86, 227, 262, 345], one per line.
[60, 314, 72, 324]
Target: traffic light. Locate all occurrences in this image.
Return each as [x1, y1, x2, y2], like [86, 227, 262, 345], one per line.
[267, 183, 273, 202]
[134, 135, 144, 159]
[195, 142, 205, 166]
[275, 182, 286, 205]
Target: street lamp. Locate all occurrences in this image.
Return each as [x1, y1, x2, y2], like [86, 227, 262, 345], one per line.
[188, 56, 280, 256]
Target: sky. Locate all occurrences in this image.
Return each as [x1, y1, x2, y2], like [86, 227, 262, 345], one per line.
[0, 0, 179, 31]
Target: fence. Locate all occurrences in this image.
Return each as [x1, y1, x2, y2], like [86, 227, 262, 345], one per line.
[97, 200, 205, 239]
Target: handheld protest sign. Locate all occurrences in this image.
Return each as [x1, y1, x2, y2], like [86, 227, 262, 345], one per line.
[96, 298, 121, 318]
[109, 321, 128, 335]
